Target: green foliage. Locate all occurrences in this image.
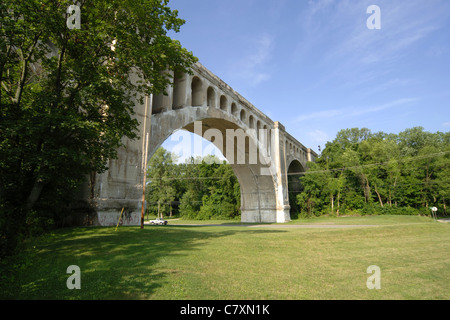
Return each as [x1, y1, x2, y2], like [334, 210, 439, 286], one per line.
[146, 147, 177, 217]
[0, 0, 197, 256]
[145, 148, 240, 220]
[179, 189, 201, 219]
[297, 127, 450, 217]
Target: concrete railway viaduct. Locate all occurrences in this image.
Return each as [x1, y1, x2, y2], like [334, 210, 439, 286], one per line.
[80, 62, 317, 225]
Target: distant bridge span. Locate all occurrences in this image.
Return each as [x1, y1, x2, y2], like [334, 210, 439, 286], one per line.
[83, 63, 317, 225]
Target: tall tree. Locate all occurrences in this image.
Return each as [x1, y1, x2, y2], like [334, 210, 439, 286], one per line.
[146, 147, 177, 218]
[296, 162, 328, 216]
[145, 150, 241, 220]
[0, 0, 197, 256]
[296, 127, 449, 217]
[198, 158, 240, 219]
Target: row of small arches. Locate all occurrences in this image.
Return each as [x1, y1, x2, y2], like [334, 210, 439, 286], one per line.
[194, 75, 273, 134]
[286, 139, 308, 160]
[152, 74, 272, 133]
[152, 73, 308, 159]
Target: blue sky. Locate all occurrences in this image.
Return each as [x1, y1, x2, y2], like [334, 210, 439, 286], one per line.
[162, 0, 450, 158]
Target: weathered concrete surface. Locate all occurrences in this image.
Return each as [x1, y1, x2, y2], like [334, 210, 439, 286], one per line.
[84, 63, 317, 225]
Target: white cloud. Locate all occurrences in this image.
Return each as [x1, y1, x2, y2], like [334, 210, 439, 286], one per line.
[295, 98, 417, 123]
[295, 109, 342, 122]
[307, 129, 330, 145]
[229, 33, 275, 86]
[351, 98, 418, 116]
[323, 1, 445, 63]
[293, 0, 450, 91]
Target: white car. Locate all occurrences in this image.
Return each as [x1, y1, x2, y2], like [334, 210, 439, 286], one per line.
[150, 218, 168, 225]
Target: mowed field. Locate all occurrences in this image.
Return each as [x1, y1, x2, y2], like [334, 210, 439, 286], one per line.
[1, 215, 449, 300]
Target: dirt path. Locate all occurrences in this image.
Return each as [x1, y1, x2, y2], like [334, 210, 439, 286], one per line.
[168, 223, 376, 228]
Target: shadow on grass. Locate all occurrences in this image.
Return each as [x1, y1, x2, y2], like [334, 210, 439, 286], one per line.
[0, 226, 285, 299]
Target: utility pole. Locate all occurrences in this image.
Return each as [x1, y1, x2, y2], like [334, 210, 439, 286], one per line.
[141, 95, 152, 229]
[140, 132, 149, 228]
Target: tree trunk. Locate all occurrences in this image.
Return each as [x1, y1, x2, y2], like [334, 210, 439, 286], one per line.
[375, 187, 383, 207]
[330, 193, 334, 213]
[337, 191, 340, 216]
[157, 200, 160, 218]
[307, 197, 311, 216]
[361, 174, 371, 203]
[24, 181, 45, 211]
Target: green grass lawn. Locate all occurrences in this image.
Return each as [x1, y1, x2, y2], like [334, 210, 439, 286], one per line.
[1, 215, 449, 300]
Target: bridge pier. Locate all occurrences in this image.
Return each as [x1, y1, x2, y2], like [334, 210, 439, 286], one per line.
[273, 121, 292, 223]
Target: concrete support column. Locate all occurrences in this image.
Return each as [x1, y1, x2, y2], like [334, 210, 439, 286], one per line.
[172, 72, 188, 109]
[272, 122, 291, 223]
[152, 71, 174, 114]
[88, 93, 150, 226]
[237, 164, 277, 223]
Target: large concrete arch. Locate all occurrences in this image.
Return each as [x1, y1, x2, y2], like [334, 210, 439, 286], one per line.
[149, 109, 278, 223]
[84, 63, 317, 226]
